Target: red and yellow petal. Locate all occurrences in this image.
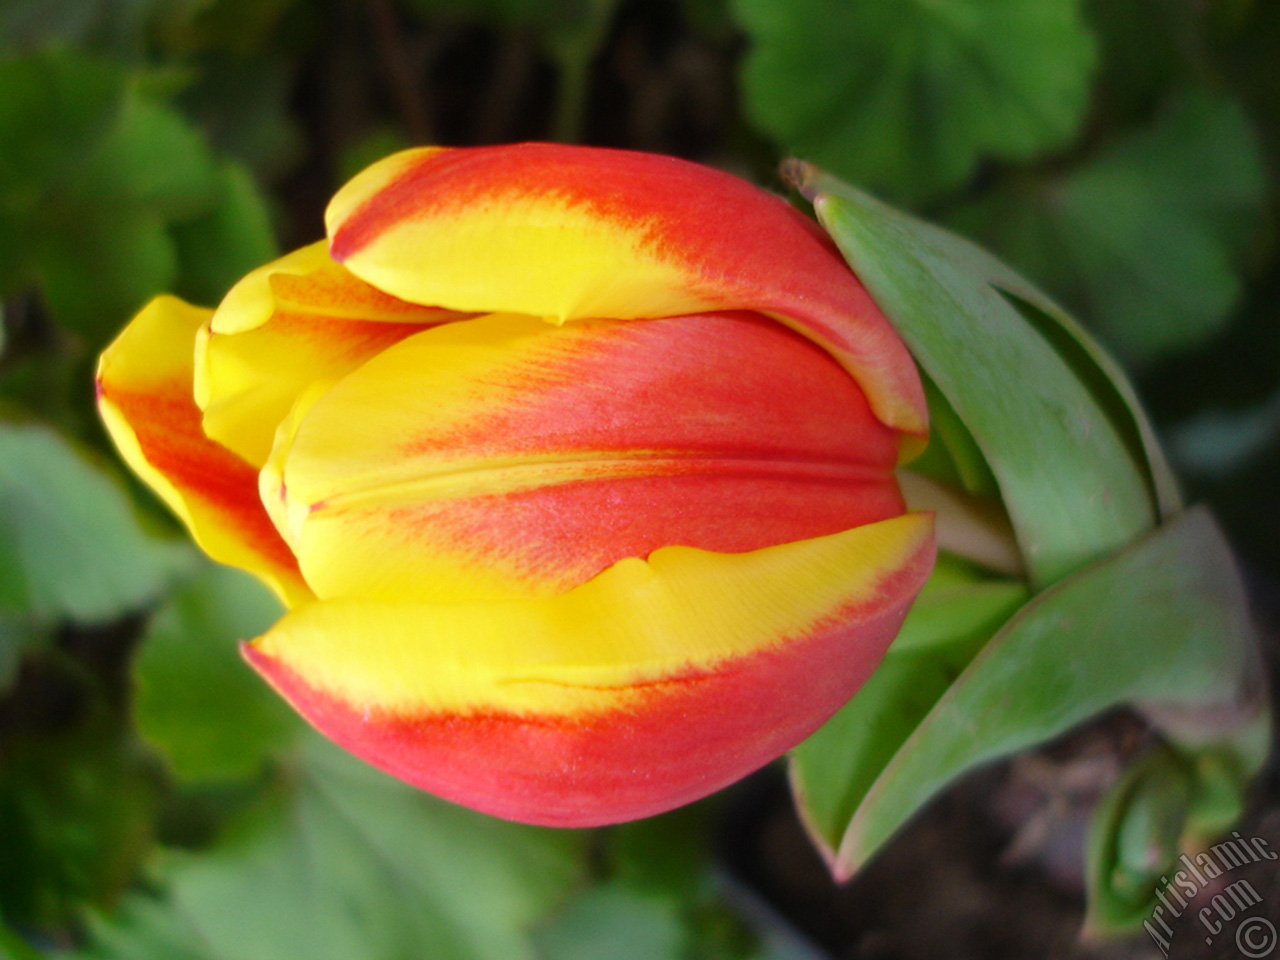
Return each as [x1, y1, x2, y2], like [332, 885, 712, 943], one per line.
[243, 512, 936, 826]
[196, 242, 471, 466]
[325, 144, 927, 439]
[265, 310, 906, 603]
[96, 295, 312, 607]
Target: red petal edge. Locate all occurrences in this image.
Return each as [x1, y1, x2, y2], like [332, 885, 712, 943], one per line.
[242, 530, 935, 827]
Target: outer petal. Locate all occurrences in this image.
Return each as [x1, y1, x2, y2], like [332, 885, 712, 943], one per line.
[265, 311, 906, 603]
[243, 513, 936, 826]
[325, 144, 927, 438]
[196, 241, 471, 465]
[96, 296, 311, 607]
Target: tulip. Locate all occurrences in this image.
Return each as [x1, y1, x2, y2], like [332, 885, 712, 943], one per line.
[97, 143, 935, 826]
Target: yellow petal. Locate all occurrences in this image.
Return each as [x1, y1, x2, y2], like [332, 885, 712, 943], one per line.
[243, 513, 935, 825]
[326, 144, 927, 438]
[96, 296, 311, 606]
[248, 512, 935, 717]
[195, 242, 469, 465]
[266, 311, 905, 603]
[203, 241, 335, 339]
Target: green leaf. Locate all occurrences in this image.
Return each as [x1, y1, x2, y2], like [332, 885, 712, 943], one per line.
[30, 84, 222, 336]
[952, 89, 1267, 365]
[824, 508, 1268, 879]
[0, 714, 159, 932]
[1209, 0, 1280, 174]
[0, 420, 191, 623]
[0, 915, 48, 960]
[175, 53, 304, 180]
[402, 0, 588, 27]
[592, 810, 764, 960]
[905, 376, 999, 497]
[0, 50, 126, 200]
[34, 207, 178, 342]
[1085, 739, 1256, 933]
[171, 161, 278, 306]
[77, 89, 219, 220]
[532, 885, 686, 960]
[155, 0, 300, 54]
[133, 564, 298, 783]
[0, 50, 235, 340]
[0, 0, 162, 55]
[609, 807, 713, 901]
[0, 615, 51, 696]
[1083, 0, 1196, 121]
[795, 168, 1166, 586]
[735, 0, 1098, 203]
[790, 553, 1028, 861]
[1170, 386, 1280, 478]
[69, 896, 207, 960]
[792, 164, 1266, 925]
[72, 737, 588, 960]
[1085, 743, 1194, 931]
[0, 335, 95, 439]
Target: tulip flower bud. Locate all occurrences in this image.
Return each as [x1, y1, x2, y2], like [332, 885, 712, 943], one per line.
[97, 144, 936, 827]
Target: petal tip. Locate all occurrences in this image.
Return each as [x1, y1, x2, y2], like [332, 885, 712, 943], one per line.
[241, 635, 287, 690]
[239, 636, 266, 667]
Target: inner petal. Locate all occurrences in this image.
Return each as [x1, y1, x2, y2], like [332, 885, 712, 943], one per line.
[196, 246, 472, 466]
[270, 311, 905, 602]
[96, 295, 311, 607]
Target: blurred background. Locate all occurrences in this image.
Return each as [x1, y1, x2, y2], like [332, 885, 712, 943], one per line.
[0, 1, 1277, 958]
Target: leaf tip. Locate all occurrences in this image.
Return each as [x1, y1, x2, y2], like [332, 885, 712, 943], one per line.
[780, 158, 821, 201]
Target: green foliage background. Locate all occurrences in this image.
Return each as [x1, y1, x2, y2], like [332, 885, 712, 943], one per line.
[0, 0, 1276, 956]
